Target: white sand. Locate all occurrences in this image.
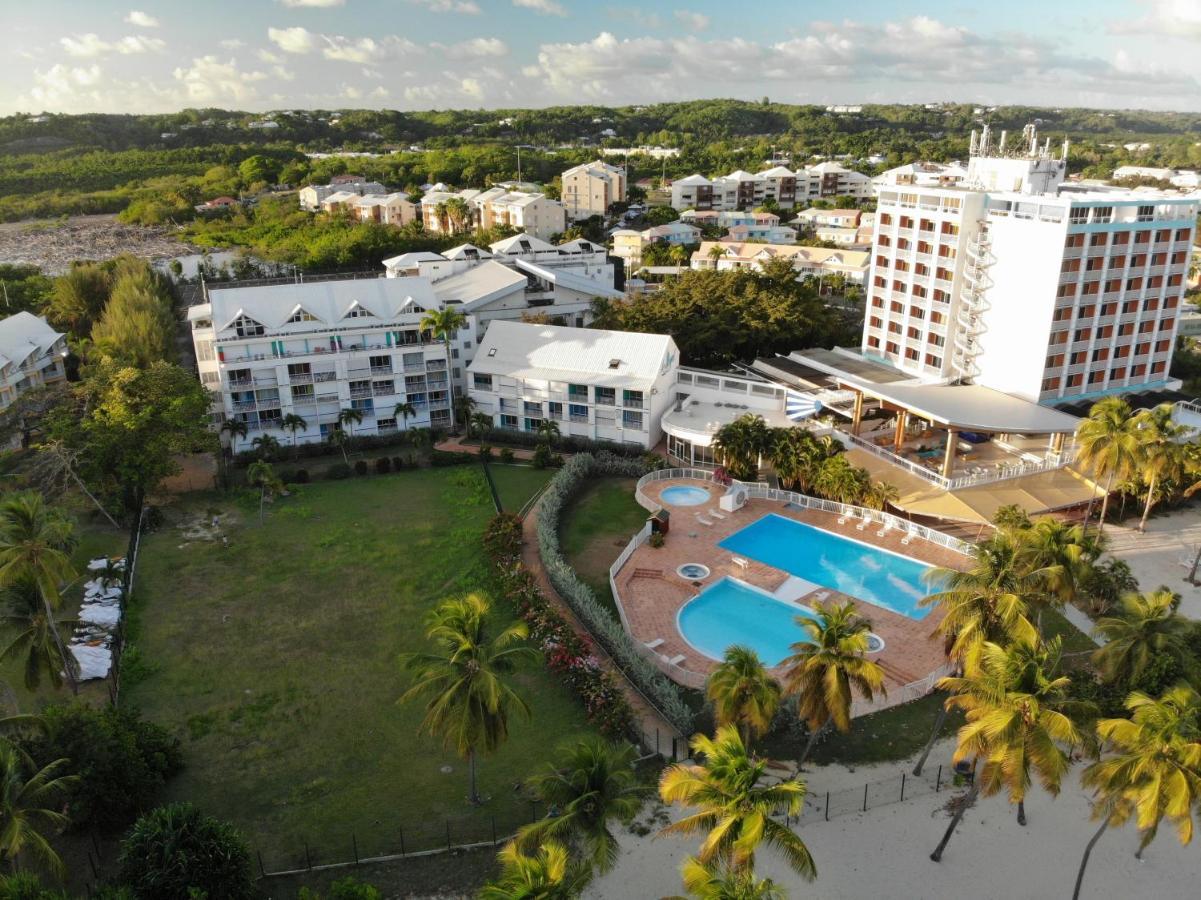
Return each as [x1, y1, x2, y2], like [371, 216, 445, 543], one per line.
[1102, 507, 1201, 619]
[587, 739, 1198, 900]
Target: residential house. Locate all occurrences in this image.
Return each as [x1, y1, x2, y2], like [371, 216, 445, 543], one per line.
[419, 189, 483, 234]
[793, 208, 862, 229]
[472, 190, 568, 241]
[872, 162, 968, 192]
[298, 179, 387, 211]
[351, 192, 418, 226]
[670, 163, 871, 212]
[0, 313, 68, 411]
[692, 241, 869, 284]
[561, 160, 626, 220]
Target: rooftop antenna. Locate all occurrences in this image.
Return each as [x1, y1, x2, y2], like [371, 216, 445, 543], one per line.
[969, 129, 979, 157]
[998, 130, 1008, 155]
[980, 123, 992, 156]
[1061, 138, 1071, 161]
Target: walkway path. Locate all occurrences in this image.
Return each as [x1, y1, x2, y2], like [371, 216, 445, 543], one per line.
[435, 435, 538, 461]
[518, 494, 685, 756]
[1101, 507, 1201, 620]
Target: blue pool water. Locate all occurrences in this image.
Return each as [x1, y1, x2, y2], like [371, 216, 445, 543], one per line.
[678, 578, 819, 665]
[660, 485, 711, 506]
[718, 514, 935, 619]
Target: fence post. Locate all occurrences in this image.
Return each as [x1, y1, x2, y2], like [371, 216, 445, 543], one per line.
[257, 850, 265, 877]
[935, 765, 942, 792]
[445, 819, 451, 851]
[352, 832, 359, 865]
[304, 840, 312, 871]
[862, 782, 869, 813]
[399, 825, 405, 857]
[824, 791, 829, 822]
[491, 815, 497, 846]
[900, 773, 906, 802]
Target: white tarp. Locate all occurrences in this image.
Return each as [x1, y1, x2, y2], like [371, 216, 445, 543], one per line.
[78, 604, 121, 627]
[70, 644, 112, 680]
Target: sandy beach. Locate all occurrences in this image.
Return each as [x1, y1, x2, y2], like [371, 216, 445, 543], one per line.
[586, 737, 1197, 900]
[1102, 507, 1201, 620]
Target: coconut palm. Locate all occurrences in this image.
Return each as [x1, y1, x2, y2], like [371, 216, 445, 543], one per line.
[469, 411, 494, 439]
[677, 857, 784, 899]
[781, 600, 884, 765]
[1132, 403, 1186, 532]
[767, 428, 808, 491]
[250, 433, 280, 461]
[399, 594, 537, 805]
[421, 306, 469, 433]
[658, 725, 815, 880]
[1075, 397, 1140, 533]
[864, 480, 899, 511]
[219, 417, 248, 453]
[812, 455, 868, 505]
[1091, 589, 1195, 686]
[1072, 683, 1201, 899]
[444, 196, 473, 232]
[0, 493, 76, 609]
[0, 744, 77, 877]
[706, 244, 725, 267]
[705, 647, 782, 749]
[516, 738, 646, 874]
[0, 581, 75, 692]
[669, 243, 689, 271]
[929, 636, 1086, 861]
[713, 415, 771, 481]
[327, 427, 350, 464]
[393, 401, 417, 431]
[479, 840, 586, 900]
[1013, 517, 1091, 630]
[280, 413, 307, 457]
[337, 407, 363, 450]
[535, 419, 561, 447]
[246, 460, 281, 524]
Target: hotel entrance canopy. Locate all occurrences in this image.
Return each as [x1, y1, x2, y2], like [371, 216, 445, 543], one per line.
[838, 381, 1081, 435]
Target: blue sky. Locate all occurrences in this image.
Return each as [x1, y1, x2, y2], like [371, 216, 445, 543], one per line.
[3, 0, 1200, 114]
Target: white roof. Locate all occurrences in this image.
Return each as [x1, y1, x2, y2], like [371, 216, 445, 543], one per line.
[381, 251, 444, 269]
[431, 262, 528, 310]
[207, 278, 442, 331]
[469, 320, 676, 388]
[512, 259, 624, 300]
[443, 243, 493, 261]
[0, 313, 62, 369]
[490, 233, 558, 255]
[557, 238, 605, 254]
[674, 174, 711, 187]
[758, 166, 796, 178]
[727, 170, 756, 181]
[563, 160, 623, 177]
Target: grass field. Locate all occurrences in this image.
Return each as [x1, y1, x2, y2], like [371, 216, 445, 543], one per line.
[121, 465, 597, 869]
[488, 464, 553, 515]
[557, 478, 648, 616]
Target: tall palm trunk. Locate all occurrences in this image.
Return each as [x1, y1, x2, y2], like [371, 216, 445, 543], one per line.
[44, 594, 76, 696]
[798, 721, 826, 769]
[913, 701, 948, 777]
[929, 781, 979, 862]
[444, 337, 458, 436]
[1137, 472, 1158, 533]
[468, 746, 481, 805]
[259, 485, 266, 524]
[1096, 470, 1116, 533]
[1188, 543, 1201, 586]
[65, 466, 121, 529]
[1071, 821, 1109, 900]
[1016, 798, 1026, 826]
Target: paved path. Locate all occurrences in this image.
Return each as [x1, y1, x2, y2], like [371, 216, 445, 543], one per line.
[1100, 507, 1201, 620]
[435, 435, 539, 461]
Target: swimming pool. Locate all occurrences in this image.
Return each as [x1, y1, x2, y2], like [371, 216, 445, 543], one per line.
[718, 514, 936, 619]
[660, 485, 711, 506]
[678, 578, 818, 665]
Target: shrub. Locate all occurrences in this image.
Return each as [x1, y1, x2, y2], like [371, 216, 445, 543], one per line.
[25, 704, 183, 833]
[326, 462, 352, 480]
[119, 803, 255, 900]
[0, 873, 68, 899]
[532, 443, 552, 469]
[478, 443, 493, 461]
[478, 427, 646, 459]
[375, 456, 392, 474]
[294, 468, 310, 484]
[230, 429, 417, 468]
[551, 454, 565, 467]
[391, 455, 405, 470]
[498, 448, 515, 464]
[430, 449, 474, 467]
[648, 531, 665, 549]
[298, 877, 383, 900]
[353, 460, 369, 476]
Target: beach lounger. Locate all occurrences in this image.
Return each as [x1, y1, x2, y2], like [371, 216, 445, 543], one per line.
[837, 512, 850, 525]
[667, 654, 686, 666]
[856, 513, 872, 531]
[731, 556, 749, 570]
[876, 521, 894, 538]
[696, 514, 713, 526]
[900, 533, 914, 546]
[644, 638, 665, 650]
[812, 590, 830, 601]
[708, 508, 726, 519]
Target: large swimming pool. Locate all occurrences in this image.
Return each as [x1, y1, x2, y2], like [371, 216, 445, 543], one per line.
[718, 514, 935, 619]
[678, 578, 819, 666]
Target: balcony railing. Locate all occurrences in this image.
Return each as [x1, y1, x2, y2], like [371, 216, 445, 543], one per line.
[569, 414, 589, 424]
[595, 396, 616, 406]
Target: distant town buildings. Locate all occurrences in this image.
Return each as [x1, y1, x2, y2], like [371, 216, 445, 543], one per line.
[561, 160, 627, 221]
[1113, 165, 1201, 189]
[0, 313, 68, 411]
[669, 163, 872, 212]
[691, 241, 869, 284]
[873, 162, 969, 191]
[298, 179, 387, 211]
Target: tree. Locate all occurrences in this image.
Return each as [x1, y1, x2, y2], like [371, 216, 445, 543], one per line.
[668, 243, 689, 271]
[45, 263, 111, 336]
[706, 244, 725, 267]
[678, 858, 785, 900]
[469, 411, 493, 439]
[1075, 397, 1140, 533]
[864, 480, 899, 511]
[420, 307, 468, 433]
[658, 726, 815, 881]
[1073, 684, 1201, 899]
[444, 196, 473, 232]
[90, 267, 175, 368]
[25, 439, 121, 529]
[812, 455, 869, 505]
[479, 841, 586, 900]
[247, 460, 282, 524]
[337, 408, 363, 449]
[1013, 518, 1092, 630]
[705, 647, 781, 749]
[393, 401, 417, 431]
[1132, 403, 1186, 532]
[1091, 589, 1195, 686]
[118, 803, 255, 900]
[535, 419, 560, 447]
[280, 412, 307, 457]
[516, 738, 646, 875]
[0, 745, 76, 878]
[713, 415, 771, 480]
[0, 581, 74, 692]
[781, 600, 885, 765]
[327, 427, 350, 464]
[930, 636, 1086, 861]
[398, 594, 536, 805]
[220, 417, 248, 453]
[250, 433, 280, 461]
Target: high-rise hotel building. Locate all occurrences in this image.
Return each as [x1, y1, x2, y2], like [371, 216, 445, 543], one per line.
[864, 125, 1198, 404]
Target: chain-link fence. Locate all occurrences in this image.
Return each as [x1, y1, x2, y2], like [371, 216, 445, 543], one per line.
[791, 763, 960, 826]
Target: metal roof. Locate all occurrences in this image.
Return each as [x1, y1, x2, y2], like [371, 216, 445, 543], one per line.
[847, 382, 1081, 434]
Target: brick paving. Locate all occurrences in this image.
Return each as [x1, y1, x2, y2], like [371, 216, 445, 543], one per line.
[617, 478, 971, 691]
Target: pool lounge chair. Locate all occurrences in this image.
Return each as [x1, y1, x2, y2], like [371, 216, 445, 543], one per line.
[695, 513, 714, 526]
[731, 556, 749, 570]
[667, 654, 686, 666]
[876, 521, 894, 538]
[856, 512, 872, 531]
[708, 508, 726, 519]
[644, 638, 665, 650]
[837, 511, 851, 524]
[900, 532, 914, 546]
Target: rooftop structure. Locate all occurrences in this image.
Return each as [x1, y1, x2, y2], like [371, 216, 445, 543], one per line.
[691, 241, 869, 284]
[0, 313, 67, 411]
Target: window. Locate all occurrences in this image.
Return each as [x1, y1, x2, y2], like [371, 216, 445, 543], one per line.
[288, 308, 319, 323]
[1089, 233, 1107, 247]
[622, 410, 644, 430]
[232, 315, 264, 337]
[344, 305, 374, 319]
[500, 414, 518, 429]
[369, 355, 392, 372]
[195, 340, 215, 362]
[372, 380, 395, 396]
[622, 389, 645, 409]
[473, 373, 493, 390]
[568, 383, 588, 400]
[523, 401, 542, 416]
[594, 386, 616, 406]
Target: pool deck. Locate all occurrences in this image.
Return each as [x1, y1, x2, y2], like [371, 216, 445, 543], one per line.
[616, 478, 969, 693]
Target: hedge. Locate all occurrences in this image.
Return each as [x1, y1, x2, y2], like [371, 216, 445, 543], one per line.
[232, 427, 446, 467]
[535, 452, 694, 733]
[477, 427, 649, 459]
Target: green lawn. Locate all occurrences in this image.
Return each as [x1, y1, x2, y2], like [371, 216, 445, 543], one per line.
[121, 466, 597, 869]
[558, 477, 649, 615]
[488, 464, 553, 515]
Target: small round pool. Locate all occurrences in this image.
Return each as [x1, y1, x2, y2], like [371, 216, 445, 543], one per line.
[677, 563, 711, 580]
[660, 485, 711, 506]
[866, 633, 885, 653]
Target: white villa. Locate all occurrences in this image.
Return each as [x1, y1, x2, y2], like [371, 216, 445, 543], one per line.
[691, 241, 869, 284]
[0, 313, 68, 411]
[420, 188, 568, 240]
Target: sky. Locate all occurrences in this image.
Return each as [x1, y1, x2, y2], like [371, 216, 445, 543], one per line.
[3, 0, 1201, 115]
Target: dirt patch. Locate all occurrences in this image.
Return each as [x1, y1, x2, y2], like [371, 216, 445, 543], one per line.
[0, 214, 199, 274]
[177, 509, 240, 546]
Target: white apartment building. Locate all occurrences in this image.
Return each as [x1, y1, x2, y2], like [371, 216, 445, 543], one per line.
[691, 241, 869, 284]
[472, 189, 568, 241]
[670, 163, 871, 212]
[872, 162, 968, 192]
[0, 313, 67, 411]
[863, 126, 1199, 404]
[561, 160, 626, 220]
[299, 180, 387, 211]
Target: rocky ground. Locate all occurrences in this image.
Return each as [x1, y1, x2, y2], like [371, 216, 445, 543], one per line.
[0, 214, 199, 274]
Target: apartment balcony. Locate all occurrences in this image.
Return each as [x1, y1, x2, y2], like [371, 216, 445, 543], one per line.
[622, 399, 646, 410]
[568, 414, 589, 424]
[350, 388, 373, 400]
[291, 397, 317, 410]
[594, 397, 616, 407]
[370, 365, 394, 376]
[257, 398, 282, 411]
[229, 378, 253, 389]
[314, 371, 337, 383]
[231, 400, 257, 411]
[289, 373, 314, 385]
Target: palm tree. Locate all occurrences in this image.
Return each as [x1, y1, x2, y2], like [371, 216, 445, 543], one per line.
[930, 636, 1086, 861]
[469, 411, 494, 440]
[535, 419, 561, 447]
[705, 647, 781, 748]
[251, 433, 280, 461]
[864, 480, 899, 511]
[1091, 588, 1195, 685]
[399, 594, 537, 805]
[434, 200, 450, 233]
[767, 428, 808, 491]
[669, 242, 689, 271]
[220, 417, 248, 454]
[713, 415, 771, 481]
[812, 455, 868, 505]
[444, 196, 472, 232]
[327, 427, 350, 464]
[1013, 517, 1091, 630]
[420, 307, 469, 434]
[393, 401, 417, 432]
[479, 840, 586, 900]
[280, 413, 307, 457]
[658, 726, 815, 880]
[1075, 397, 1140, 533]
[0, 744, 77, 877]
[706, 244, 725, 268]
[337, 408, 363, 451]
[246, 460, 280, 524]
[517, 738, 646, 875]
[781, 600, 885, 765]
[0, 581, 75, 691]
[678, 857, 785, 900]
[1073, 683, 1201, 899]
[1132, 403, 1186, 532]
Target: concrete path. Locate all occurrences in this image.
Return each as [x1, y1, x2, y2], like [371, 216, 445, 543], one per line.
[1100, 507, 1201, 620]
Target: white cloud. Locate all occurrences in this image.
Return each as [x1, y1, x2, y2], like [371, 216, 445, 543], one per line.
[513, 0, 566, 17]
[343, 84, 363, 100]
[173, 56, 268, 104]
[606, 7, 662, 28]
[460, 78, 484, 100]
[1113, 0, 1201, 37]
[280, 0, 345, 6]
[267, 26, 317, 54]
[322, 35, 420, 63]
[219, 39, 245, 50]
[124, 10, 160, 28]
[258, 49, 285, 64]
[61, 32, 163, 57]
[409, 0, 482, 13]
[443, 37, 509, 59]
[674, 10, 709, 31]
